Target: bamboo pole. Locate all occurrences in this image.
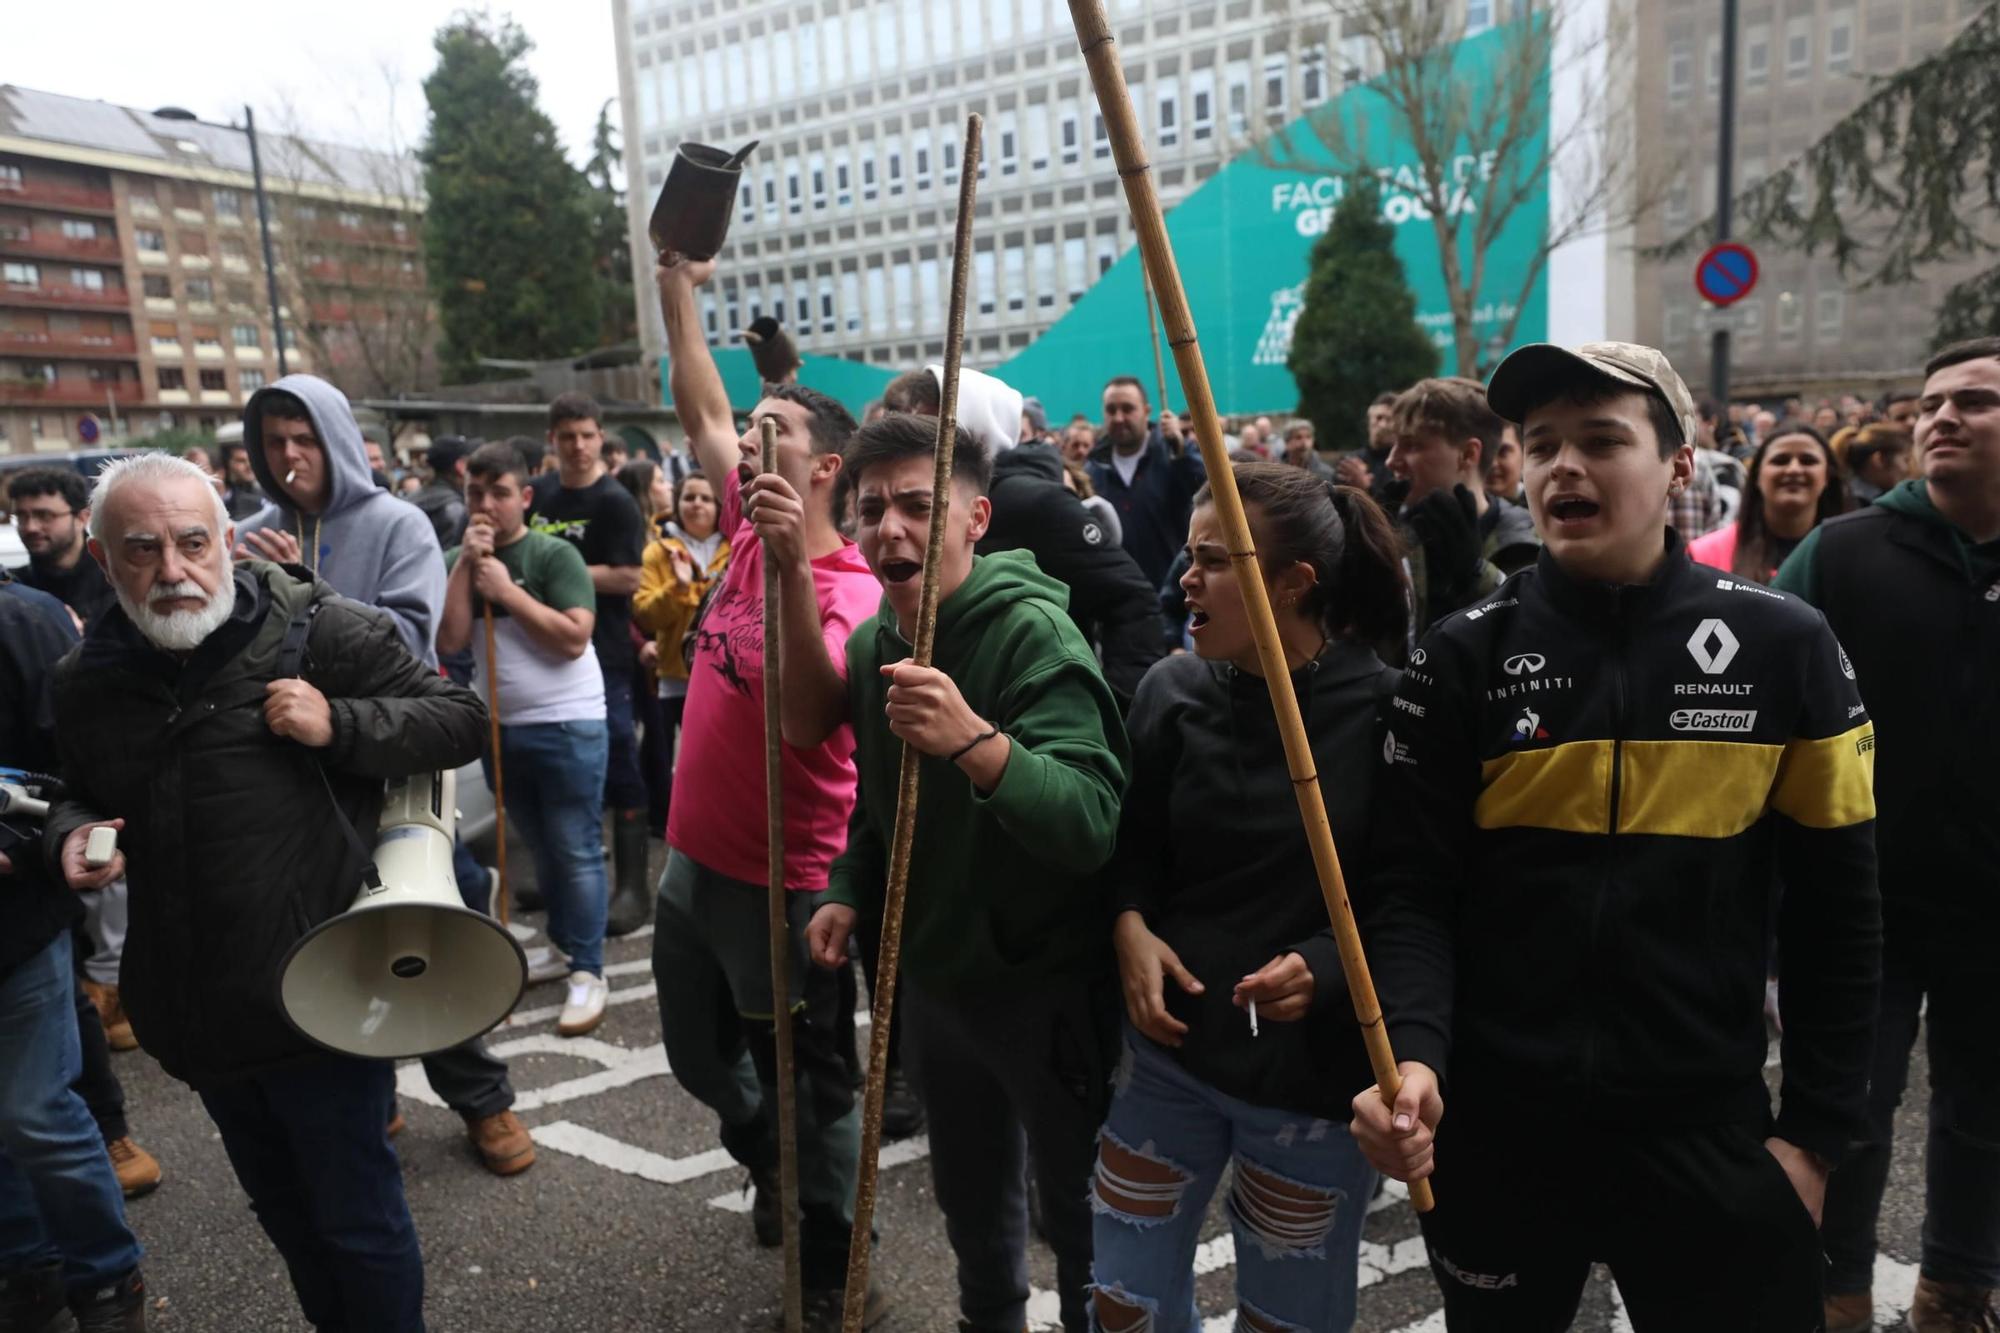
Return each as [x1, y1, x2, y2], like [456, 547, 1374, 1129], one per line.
[480, 602, 509, 929]
[761, 417, 804, 1333]
[1067, 0, 1435, 1214]
[840, 112, 984, 1331]
[1142, 271, 1171, 427]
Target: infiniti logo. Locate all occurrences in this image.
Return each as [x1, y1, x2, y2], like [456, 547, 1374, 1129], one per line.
[1503, 653, 1546, 676]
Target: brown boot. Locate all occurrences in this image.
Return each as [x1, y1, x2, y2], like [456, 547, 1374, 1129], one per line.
[1824, 1289, 1873, 1333]
[464, 1109, 535, 1176]
[105, 1136, 161, 1199]
[82, 980, 137, 1052]
[386, 1110, 406, 1138]
[1909, 1276, 2000, 1332]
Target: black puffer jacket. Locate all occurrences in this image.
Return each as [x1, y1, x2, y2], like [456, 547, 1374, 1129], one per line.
[46, 561, 486, 1087]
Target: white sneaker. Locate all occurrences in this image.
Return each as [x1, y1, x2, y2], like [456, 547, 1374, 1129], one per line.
[557, 971, 608, 1037]
[525, 945, 572, 985]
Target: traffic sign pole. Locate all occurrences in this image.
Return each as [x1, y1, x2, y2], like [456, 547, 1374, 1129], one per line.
[1711, 0, 1739, 415]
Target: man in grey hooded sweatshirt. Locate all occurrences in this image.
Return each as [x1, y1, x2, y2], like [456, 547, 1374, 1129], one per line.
[233, 375, 534, 1178]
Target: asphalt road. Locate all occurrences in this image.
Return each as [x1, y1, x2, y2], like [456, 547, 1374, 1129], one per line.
[99, 843, 1934, 1333]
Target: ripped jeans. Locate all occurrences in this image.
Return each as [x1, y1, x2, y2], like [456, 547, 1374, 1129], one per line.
[1089, 1029, 1375, 1333]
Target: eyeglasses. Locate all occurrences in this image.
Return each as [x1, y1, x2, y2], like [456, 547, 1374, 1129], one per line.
[14, 506, 78, 526]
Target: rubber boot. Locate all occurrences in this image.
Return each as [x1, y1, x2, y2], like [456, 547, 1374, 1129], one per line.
[0, 1260, 64, 1333]
[605, 809, 653, 937]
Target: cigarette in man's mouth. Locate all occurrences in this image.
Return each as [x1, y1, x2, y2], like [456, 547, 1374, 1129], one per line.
[285, 469, 298, 485]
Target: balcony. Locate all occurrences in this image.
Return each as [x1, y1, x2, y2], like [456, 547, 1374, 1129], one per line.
[181, 254, 212, 270]
[1, 282, 130, 309]
[1, 182, 117, 214]
[137, 250, 167, 267]
[0, 379, 144, 405]
[157, 388, 190, 405]
[199, 390, 233, 405]
[0, 331, 138, 358]
[0, 231, 122, 262]
[173, 208, 204, 226]
[151, 341, 184, 361]
[194, 344, 225, 362]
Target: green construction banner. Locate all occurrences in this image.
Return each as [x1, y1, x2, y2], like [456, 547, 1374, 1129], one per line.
[665, 21, 1549, 424]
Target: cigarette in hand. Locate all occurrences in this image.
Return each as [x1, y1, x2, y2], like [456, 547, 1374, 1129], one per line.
[1249, 998, 1259, 1038]
[285, 468, 298, 485]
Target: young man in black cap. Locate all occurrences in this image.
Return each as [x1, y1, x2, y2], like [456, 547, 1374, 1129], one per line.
[1353, 341, 1882, 1331]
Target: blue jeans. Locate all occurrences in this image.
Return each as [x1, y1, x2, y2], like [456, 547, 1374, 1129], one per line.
[0, 934, 142, 1294]
[198, 1055, 424, 1332]
[601, 663, 648, 812]
[1090, 1029, 1376, 1333]
[489, 719, 609, 976]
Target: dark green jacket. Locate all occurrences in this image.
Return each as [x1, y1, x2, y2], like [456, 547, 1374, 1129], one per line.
[825, 550, 1129, 991]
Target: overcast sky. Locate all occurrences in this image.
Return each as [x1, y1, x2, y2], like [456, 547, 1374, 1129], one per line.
[11, 2, 623, 178]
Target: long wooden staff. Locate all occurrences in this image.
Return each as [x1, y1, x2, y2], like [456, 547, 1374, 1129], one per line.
[761, 418, 803, 1333]
[1143, 271, 1171, 424]
[480, 601, 509, 928]
[1068, 0, 1435, 1213]
[841, 112, 984, 1331]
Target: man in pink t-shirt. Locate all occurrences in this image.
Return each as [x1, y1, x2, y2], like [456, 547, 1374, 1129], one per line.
[652, 253, 888, 1328]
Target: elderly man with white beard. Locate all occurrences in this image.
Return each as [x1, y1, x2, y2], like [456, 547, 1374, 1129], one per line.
[42, 454, 487, 1333]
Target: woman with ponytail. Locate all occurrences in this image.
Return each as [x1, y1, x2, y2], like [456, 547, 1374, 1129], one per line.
[1089, 463, 1409, 1333]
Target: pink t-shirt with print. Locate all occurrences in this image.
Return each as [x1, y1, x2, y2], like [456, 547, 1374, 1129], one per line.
[667, 470, 882, 890]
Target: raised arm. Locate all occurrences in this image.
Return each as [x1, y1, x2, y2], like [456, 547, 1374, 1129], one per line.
[656, 255, 746, 487]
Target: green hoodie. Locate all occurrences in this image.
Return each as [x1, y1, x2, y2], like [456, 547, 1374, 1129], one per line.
[1775, 477, 2000, 602]
[825, 549, 1130, 991]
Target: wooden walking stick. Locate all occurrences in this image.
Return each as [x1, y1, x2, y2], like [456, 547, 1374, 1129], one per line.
[1143, 271, 1171, 424]
[761, 417, 804, 1333]
[840, 112, 984, 1332]
[480, 600, 510, 928]
[1067, 0, 1436, 1213]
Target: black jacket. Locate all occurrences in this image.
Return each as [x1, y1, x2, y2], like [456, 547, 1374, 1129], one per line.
[411, 479, 468, 551]
[1111, 644, 1395, 1121]
[1085, 428, 1207, 592]
[46, 562, 486, 1086]
[1362, 534, 1880, 1161]
[0, 575, 81, 982]
[978, 443, 1165, 706]
[1774, 484, 2000, 944]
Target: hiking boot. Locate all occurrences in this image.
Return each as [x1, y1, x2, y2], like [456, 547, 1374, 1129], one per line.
[1909, 1277, 2000, 1332]
[106, 1137, 160, 1199]
[69, 1268, 147, 1333]
[464, 1110, 536, 1176]
[1825, 1290, 1873, 1333]
[557, 971, 609, 1037]
[83, 980, 137, 1053]
[748, 1169, 782, 1249]
[525, 945, 572, 985]
[881, 1066, 925, 1140]
[604, 809, 653, 936]
[0, 1260, 64, 1333]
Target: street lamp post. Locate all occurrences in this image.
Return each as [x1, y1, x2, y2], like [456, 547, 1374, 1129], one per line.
[153, 104, 290, 378]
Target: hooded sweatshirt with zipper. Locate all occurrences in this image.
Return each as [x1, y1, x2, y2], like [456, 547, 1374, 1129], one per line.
[1774, 478, 2000, 942]
[823, 550, 1130, 991]
[237, 374, 447, 665]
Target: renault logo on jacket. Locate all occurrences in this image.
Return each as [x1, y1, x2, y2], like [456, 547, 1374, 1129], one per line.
[1686, 618, 1740, 674]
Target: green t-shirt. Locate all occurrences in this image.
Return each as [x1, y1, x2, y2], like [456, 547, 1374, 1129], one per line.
[445, 527, 595, 618]
[446, 528, 601, 725]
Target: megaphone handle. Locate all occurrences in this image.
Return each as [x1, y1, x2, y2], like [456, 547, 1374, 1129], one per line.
[482, 601, 509, 928]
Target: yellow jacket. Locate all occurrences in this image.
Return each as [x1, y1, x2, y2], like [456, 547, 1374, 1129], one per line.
[633, 527, 731, 684]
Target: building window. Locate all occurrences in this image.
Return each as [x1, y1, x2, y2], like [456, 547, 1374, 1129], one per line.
[1159, 87, 1180, 147]
[1191, 71, 1214, 141]
[1093, 113, 1110, 160]
[69, 268, 105, 292]
[1034, 241, 1056, 308]
[740, 182, 755, 223]
[861, 152, 878, 202]
[1466, 0, 1492, 30]
[1667, 41, 1692, 99]
[893, 261, 915, 331]
[888, 149, 904, 196]
[1737, 298, 1763, 345]
[1096, 233, 1117, 275]
[0, 165, 22, 191]
[3, 261, 39, 287]
[763, 169, 779, 222]
[914, 143, 932, 191]
[195, 331, 222, 352]
[1060, 113, 1080, 166]
[1744, 23, 1770, 87]
[199, 368, 227, 391]
[185, 276, 213, 302]
[158, 367, 186, 391]
[1776, 291, 1802, 340]
[1226, 61, 1251, 135]
[1815, 290, 1845, 338]
[233, 323, 259, 347]
[975, 249, 996, 316]
[918, 258, 940, 330]
[1301, 46, 1327, 106]
[841, 271, 861, 332]
[1263, 55, 1287, 118]
[836, 159, 852, 207]
[142, 274, 171, 299]
[1785, 17, 1812, 78]
[220, 236, 247, 260]
[135, 228, 165, 252]
[240, 369, 267, 391]
[1064, 236, 1086, 303]
[1827, 9, 1853, 71]
[998, 112, 1018, 176]
[810, 154, 827, 209]
[866, 264, 887, 333]
[212, 188, 242, 217]
[1706, 35, 1722, 95]
[1003, 244, 1025, 312]
[942, 135, 960, 187]
[336, 210, 363, 230]
[787, 163, 802, 215]
[1026, 107, 1050, 171]
[59, 219, 100, 240]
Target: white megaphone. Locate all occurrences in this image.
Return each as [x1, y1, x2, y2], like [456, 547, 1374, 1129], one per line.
[279, 768, 525, 1059]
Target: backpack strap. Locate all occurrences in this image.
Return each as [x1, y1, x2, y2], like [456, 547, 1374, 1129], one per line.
[279, 596, 381, 891]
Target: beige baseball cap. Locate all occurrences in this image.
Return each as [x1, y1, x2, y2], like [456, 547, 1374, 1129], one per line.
[1486, 341, 1701, 449]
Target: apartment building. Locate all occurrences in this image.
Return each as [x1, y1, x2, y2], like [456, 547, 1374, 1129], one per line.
[0, 85, 424, 456]
[1635, 0, 1988, 396]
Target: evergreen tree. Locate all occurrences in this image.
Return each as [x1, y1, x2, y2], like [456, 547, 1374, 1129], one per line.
[420, 16, 599, 380]
[1666, 3, 2000, 347]
[1289, 179, 1440, 450]
[583, 101, 639, 348]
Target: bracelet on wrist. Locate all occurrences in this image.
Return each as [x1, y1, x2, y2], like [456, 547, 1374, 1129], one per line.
[947, 726, 1000, 764]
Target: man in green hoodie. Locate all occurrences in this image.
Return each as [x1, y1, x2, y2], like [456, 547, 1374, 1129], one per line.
[1774, 336, 2000, 1333]
[803, 413, 1130, 1333]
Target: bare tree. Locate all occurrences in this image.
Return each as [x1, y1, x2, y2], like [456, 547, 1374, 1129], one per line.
[1267, 0, 1655, 374]
[262, 79, 437, 399]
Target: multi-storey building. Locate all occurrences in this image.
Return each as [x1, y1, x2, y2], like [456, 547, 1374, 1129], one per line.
[612, 0, 1383, 374]
[0, 85, 425, 457]
[1633, 0, 1984, 397]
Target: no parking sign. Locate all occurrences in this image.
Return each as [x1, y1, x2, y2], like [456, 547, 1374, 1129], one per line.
[1695, 242, 1759, 308]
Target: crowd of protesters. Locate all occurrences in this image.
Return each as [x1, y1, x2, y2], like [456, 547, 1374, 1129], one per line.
[0, 243, 1993, 1333]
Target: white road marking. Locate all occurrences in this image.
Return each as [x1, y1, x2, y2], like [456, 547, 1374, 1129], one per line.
[532, 1120, 738, 1185]
[397, 1035, 669, 1111]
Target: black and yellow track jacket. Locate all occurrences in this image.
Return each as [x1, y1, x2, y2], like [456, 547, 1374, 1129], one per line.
[1361, 532, 1881, 1162]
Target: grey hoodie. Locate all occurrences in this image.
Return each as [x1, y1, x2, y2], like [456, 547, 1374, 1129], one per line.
[237, 374, 446, 665]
